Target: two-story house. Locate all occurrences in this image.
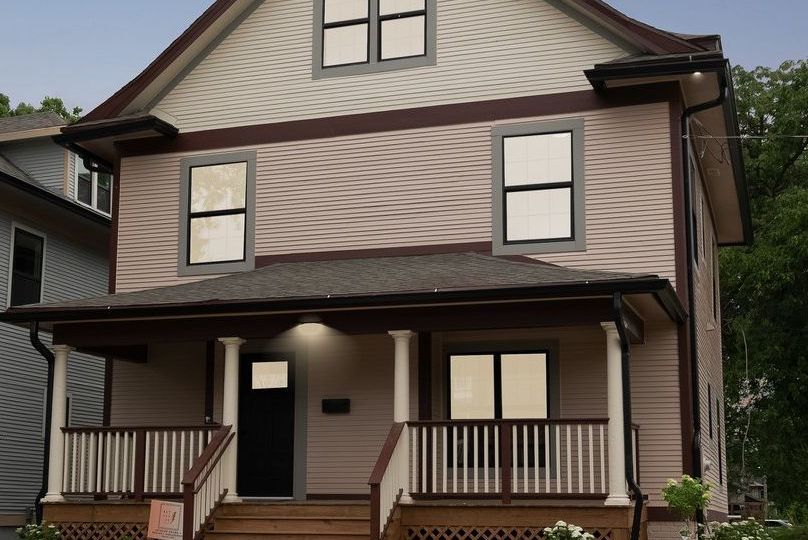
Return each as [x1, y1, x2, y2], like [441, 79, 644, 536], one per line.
[1, 2, 751, 540]
[0, 112, 109, 539]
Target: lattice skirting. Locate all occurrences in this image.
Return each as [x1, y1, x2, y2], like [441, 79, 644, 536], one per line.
[405, 526, 619, 540]
[55, 522, 148, 540]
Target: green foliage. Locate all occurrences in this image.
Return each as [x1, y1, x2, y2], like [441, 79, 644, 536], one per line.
[0, 92, 82, 123]
[15, 523, 61, 540]
[663, 475, 712, 522]
[721, 59, 808, 510]
[707, 518, 772, 540]
[542, 521, 595, 540]
[769, 527, 808, 540]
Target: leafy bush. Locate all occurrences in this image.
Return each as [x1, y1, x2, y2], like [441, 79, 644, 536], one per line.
[543, 521, 595, 540]
[769, 527, 808, 540]
[15, 523, 61, 540]
[706, 518, 772, 540]
[662, 475, 711, 538]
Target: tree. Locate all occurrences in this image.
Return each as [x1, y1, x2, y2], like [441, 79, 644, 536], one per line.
[0, 93, 82, 123]
[721, 60, 808, 514]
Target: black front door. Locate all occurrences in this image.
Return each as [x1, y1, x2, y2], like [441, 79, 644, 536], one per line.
[238, 353, 295, 497]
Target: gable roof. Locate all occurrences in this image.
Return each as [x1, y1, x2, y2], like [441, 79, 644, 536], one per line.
[0, 111, 66, 135]
[0, 252, 682, 323]
[78, 0, 709, 124]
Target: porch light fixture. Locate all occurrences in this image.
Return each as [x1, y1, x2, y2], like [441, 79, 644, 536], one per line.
[297, 314, 325, 336]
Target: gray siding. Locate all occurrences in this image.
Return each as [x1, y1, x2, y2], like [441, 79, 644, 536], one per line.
[0, 209, 107, 516]
[0, 140, 66, 195]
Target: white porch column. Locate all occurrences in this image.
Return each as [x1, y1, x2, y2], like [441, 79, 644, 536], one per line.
[42, 345, 73, 502]
[601, 322, 629, 506]
[219, 337, 245, 503]
[389, 330, 414, 503]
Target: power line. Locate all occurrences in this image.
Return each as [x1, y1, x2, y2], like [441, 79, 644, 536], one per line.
[684, 134, 808, 140]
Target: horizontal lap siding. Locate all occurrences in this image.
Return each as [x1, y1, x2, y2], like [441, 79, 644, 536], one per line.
[109, 342, 207, 426]
[0, 139, 66, 194]
[116, 103, 674, 292]
[0, 209, 106, 514]
[156, 0, 626, 131]
[631, 321, 682, 507]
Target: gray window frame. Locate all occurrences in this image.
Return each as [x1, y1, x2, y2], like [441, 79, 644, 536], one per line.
[312, 0, 437, 79]
[177, 151, 257, 277]
[491, 119, 586, 256]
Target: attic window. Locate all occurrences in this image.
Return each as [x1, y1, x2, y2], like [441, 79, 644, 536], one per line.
[314, 0, 436, 78]
[75, 156, 112, 215]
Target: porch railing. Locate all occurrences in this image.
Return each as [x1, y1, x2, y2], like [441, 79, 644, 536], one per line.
[407, 419, 612, 501]
[60, 425, 219, 498]
[182, 425, 234, 540]
[368, 422, 407, 540]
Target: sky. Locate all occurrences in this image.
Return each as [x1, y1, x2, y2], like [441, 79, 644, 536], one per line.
[1, 0, 806, 114]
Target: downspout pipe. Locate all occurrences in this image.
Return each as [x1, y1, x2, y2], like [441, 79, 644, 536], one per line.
[30, 321, 54, 523]
[681, 68, 729, 530]
[613, 293, 643, 540]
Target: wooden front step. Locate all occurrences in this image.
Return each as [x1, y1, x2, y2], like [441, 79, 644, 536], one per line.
[206, 503, 370, 539]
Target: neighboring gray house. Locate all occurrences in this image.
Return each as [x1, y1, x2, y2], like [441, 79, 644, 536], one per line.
[0, 113, 109, 538]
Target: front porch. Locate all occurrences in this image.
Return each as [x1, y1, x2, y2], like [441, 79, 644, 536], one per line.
[4, 252, 684, 539]
[46, 320, 647, 540]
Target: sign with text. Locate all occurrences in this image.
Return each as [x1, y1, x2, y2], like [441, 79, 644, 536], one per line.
[147, 500, 183, 540]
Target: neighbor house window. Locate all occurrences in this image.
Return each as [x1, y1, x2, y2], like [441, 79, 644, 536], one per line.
[708, 383, 713, 439]
[313, 0, 436, 78]
[718, 401, 723, 485]
[178, 151, 256, 276]
[9, 226, 45, 307]
[75, 156, 112, 215]
[492, 119, 585, 255]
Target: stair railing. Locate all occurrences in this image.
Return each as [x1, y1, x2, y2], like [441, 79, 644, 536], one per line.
[181, 425, 234, 540]
[368, 422, 407, 540]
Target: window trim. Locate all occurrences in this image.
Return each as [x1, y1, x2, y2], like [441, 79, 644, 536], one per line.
[492, 119, 586, 256]
[177, 151, 257, 277]
[312, 0, 437, 79]
[73, 154, 112, 216]
[6, 222, 47, 308]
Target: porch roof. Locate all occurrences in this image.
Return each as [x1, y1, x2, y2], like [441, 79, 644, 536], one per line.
[1, 252, 684, 324]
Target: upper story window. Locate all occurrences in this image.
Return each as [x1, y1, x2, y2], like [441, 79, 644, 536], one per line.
[492, 119, 586, 256]
[9, 225, 45, 307]
[75, 157, 112, 215]
[178, 151, 257, 277]
[313, 0, 436, 78]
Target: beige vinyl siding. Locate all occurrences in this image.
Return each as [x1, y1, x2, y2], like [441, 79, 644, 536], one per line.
[155, 0, 627, 132]
[693, 167, 727, 513]
[109, 342, 207, 426]
[116, 102, 674, 293]
[631, 321, 683, 507]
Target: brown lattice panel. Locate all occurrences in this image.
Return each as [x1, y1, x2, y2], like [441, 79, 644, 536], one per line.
[56, 522, 148, 540]
[405, 526, 615, 540]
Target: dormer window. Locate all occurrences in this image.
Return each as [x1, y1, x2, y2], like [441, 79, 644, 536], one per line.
[314, 0, 436, 78]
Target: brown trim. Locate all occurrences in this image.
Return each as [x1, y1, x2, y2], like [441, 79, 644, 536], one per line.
[204, 341, 215, 422]
[80, 0, 240, 123]
[670, 97, 696, 476]
[368, 422, 406, 485]
[645, 506, 677, 522]
[418, 332, 433, 421]
[258, 242, 492, 267]
[116, 84, 681, 158]
[571, 0, 704, 55]
[109, 157, 121, 294]
[102, 358, 114, 426]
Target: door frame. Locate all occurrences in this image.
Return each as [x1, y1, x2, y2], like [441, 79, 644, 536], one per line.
[236, 347, 308, 500]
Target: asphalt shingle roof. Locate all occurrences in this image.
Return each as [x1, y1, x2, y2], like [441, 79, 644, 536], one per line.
[0, 112, 65, 135]
[14, 252, 656, 312]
